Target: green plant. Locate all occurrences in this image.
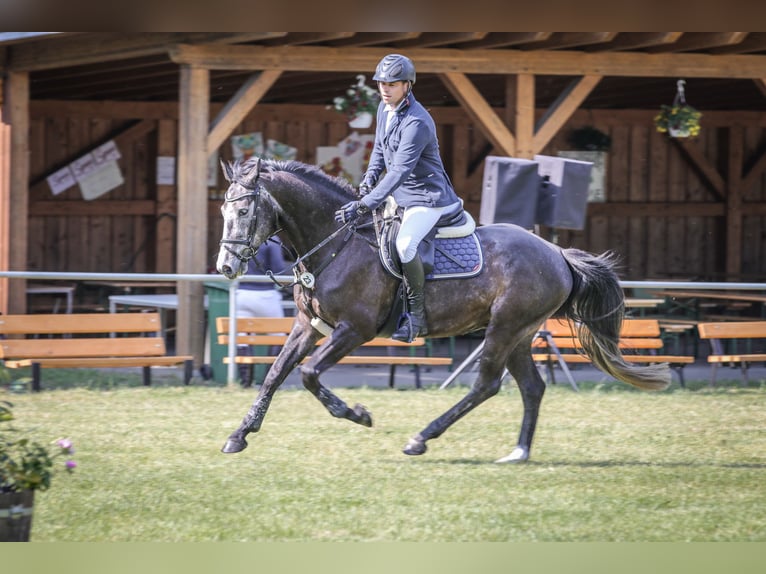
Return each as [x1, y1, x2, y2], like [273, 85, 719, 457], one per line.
[0, 400, 76, 492]
[654, 103, 702, 137]
[330, 74, 380, 119]
[567, 126, 611, 151]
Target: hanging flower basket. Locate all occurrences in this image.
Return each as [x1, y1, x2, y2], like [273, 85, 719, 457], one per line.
[329, 75, 380, 127]
[654, 79, 701, 138]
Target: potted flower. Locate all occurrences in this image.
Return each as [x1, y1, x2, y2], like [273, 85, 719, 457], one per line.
[654, 79, 702, 138]
[654, 103, 702, 138]
[1, 400, 76, 541]
[330, 74, 380, 129]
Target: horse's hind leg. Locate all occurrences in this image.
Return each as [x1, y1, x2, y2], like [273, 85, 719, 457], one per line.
[402, 329, 518, 456]
[494, 349, 546, 463]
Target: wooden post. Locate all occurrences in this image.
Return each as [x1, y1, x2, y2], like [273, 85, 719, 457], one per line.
[176, 65, 209, 365]
[726, 126, 744, 278]
[1, 72, 30, 314]
[156, 119, 177, 274]
[514, 73, 534, 159]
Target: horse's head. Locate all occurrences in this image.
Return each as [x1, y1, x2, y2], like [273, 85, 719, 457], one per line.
[216, 157, 281, 279]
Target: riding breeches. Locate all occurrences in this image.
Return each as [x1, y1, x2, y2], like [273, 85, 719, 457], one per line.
[396, 202, 462, 263]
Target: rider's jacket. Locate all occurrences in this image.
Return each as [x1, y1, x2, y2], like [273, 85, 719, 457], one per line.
[360, 92, 460, 211]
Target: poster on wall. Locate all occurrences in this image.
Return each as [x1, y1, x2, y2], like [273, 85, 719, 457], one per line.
[231, 132, 264, 161]
[316, 146, 355, 183]
[266, 139, 298, 161]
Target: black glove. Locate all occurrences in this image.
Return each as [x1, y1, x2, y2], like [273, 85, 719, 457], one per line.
[358, 182, 372, 197]
[334, 201, 369, 224]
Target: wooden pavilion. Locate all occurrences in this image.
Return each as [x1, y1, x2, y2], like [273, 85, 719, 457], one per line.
[2, 32, 766, 367]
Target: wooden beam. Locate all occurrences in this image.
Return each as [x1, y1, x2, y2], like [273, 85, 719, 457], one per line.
[155, 119, 176, 273]
[176, 65, 209, 365]
[7, 33, 288, 71]
[0, 75, 9, 314]
[515, 74, 534, 158]
[327, 32, 420, 47]
[4, 71, 29, 313]
[207, 70, 282, 154]
[742, 145, 766, 191]
[726, 127, 744, 277]
[519, 32, 618, 50]
[672, 138, 727, 201]
[648, 32, 749, 53]
[168, 44, 766, 79]
[460, 32, 553, 50]
[394, 33, 488, 48]
[438, 72, 515, 157]
[532, 75, 602, 155]
[710, 32, 766, 54]
[592, 32, 684, 51]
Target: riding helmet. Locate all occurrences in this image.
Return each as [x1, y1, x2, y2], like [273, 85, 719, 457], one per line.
[373, 54, 416, 85]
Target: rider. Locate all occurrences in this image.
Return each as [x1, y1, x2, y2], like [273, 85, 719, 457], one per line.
[335, 54, 463, 342]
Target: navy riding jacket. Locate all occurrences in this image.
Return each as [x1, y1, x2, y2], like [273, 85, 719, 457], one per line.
[360, 92, 460, 211]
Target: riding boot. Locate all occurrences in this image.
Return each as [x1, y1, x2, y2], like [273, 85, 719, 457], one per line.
[392, 255, 429, 343]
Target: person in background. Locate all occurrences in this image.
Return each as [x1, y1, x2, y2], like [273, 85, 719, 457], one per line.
[236, 238, 290, 385]
[335, 53, 463, 343]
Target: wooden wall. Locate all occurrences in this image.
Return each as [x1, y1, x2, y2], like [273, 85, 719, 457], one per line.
[25, 101, 766, 282]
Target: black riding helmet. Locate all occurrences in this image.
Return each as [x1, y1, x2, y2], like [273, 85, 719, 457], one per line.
[372, 54, 416, 85]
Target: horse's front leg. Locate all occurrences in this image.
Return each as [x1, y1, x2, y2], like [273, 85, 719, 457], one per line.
[300, 322, 372, 427]
[222, 318, 320, 454]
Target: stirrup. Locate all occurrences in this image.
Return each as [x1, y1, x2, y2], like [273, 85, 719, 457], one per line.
[392, 313, 416, 343]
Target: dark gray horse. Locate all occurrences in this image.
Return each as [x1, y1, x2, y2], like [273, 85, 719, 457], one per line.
[216, 157, 669, 463]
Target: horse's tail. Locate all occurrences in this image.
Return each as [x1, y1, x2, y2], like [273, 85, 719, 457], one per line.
[559, 248, 671, 391]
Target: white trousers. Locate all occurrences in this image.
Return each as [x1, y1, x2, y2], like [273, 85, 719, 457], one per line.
[396, 202, 462, 263]
[235, 289, 284, 318]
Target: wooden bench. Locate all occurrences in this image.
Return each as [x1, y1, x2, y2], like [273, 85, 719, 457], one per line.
[216, 316, 453, 388]
[697, 321, 766, 386]
[0, 313, 194, 391]
[532, 318, 695, 387]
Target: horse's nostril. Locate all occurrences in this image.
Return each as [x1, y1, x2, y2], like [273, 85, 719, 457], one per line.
[222, 265, 232, 277]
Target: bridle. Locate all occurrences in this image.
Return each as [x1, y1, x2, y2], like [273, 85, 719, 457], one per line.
[218, 180, 264, 264]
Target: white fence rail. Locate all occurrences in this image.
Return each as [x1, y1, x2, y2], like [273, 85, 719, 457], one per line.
[2, 272, 765, 384]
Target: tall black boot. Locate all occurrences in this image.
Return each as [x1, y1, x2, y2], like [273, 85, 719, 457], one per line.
[392, 255, 428, 343]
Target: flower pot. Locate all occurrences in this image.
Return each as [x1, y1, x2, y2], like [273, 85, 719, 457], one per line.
[348, 111, 373, 129]
[0, 490, 35, 542]
[668, 126, 691, 138]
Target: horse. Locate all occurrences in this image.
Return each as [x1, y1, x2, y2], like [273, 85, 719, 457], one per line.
[215, 157, 670, 463]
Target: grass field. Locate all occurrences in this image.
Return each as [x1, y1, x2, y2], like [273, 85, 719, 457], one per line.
[4, 371, 766, 542]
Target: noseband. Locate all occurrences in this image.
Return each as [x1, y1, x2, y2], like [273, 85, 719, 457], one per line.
[219, 180, 263, 263]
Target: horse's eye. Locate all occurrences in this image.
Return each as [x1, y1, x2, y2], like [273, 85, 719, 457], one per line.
[238, 208, 249, 217]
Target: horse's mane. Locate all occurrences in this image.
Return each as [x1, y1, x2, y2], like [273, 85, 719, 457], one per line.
[236, 157, 356, 197]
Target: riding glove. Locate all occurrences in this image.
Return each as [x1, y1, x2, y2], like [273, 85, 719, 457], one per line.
[335, 201, 369, 224]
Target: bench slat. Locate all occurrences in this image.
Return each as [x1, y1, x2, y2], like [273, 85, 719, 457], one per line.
[0, 313, 163, 334]
[4, 356, 194, 369]
[1, 337, 166, 359]
[698, 321, 766, 339]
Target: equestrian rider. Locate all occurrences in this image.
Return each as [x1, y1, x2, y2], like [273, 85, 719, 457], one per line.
[335, 54, 463, 342]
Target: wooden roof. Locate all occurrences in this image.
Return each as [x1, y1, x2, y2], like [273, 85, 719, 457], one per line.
[2, 32, 766, 110]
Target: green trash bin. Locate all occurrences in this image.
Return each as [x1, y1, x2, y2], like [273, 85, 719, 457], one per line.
[205, 282, 230, 384]
[204, 282, 270, 386]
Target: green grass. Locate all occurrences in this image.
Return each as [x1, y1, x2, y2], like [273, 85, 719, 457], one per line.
[4, 373, 766, 542]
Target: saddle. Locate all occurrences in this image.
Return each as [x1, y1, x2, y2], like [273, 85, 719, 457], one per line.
[376, 197, 484, 280]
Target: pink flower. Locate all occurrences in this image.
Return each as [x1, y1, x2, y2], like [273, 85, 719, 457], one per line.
[56, 438, 74, 452]
[65, 460, 77, 470]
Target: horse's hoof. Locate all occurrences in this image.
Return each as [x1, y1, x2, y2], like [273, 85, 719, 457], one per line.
[352, 403, 373, 427]
[221, 437, 248, 454]
[402, 436, 427, 456]
[494, 446, 529, 463]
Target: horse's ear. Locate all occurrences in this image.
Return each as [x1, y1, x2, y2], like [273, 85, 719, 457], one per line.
[242, 157, 261, 189]
[220, 159, 234, 183]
